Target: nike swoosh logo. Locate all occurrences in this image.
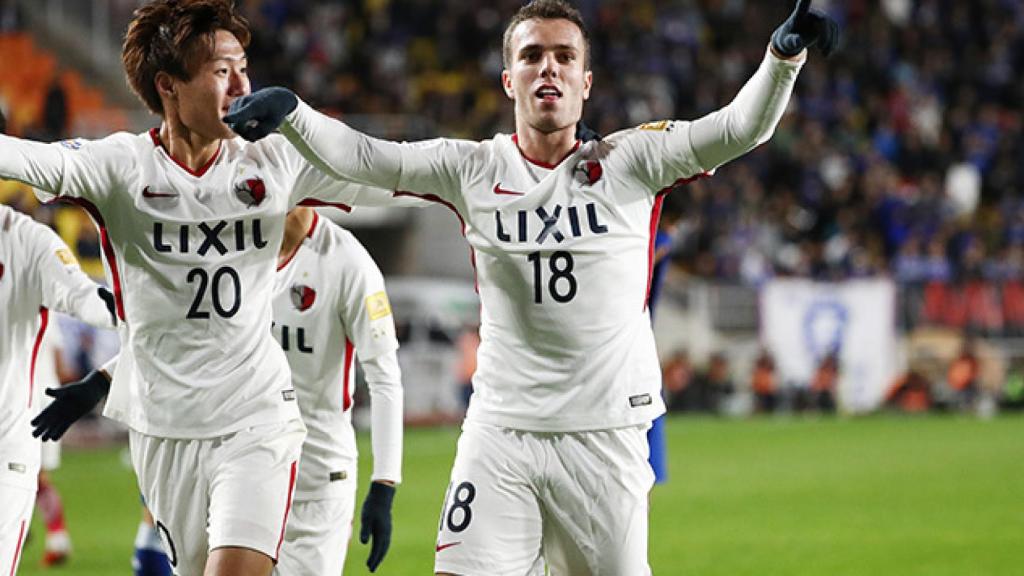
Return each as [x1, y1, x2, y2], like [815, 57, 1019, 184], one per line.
[435, 542, 462, 552]
[142, 186, 177, 198]
[493, 183, 524, 196]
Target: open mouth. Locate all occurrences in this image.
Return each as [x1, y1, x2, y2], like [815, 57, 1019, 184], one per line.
[535, 85, 563, 103]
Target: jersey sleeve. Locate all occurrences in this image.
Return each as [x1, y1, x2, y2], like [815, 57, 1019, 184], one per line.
[608, 46, 804, 193]
[27, 220, 116, 329]
[333, 230, 403, 482]
[280, 101, 472, 204]
[0, 133, 133, 208]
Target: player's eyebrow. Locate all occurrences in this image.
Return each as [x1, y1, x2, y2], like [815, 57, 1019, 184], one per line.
[212, 53, 247, 63]
[518, 43, 578, 56]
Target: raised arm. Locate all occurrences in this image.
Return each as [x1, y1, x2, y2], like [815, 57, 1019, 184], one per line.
[0, 135, 71, 195]
[689, 0, 838, 171]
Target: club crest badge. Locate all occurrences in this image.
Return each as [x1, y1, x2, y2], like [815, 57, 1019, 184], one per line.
[235, 177, 267, 207]
[290, 285, 316, 311]
[573, 159, 603, 186]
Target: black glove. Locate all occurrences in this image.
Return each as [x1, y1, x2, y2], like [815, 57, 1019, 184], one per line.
[359, 481, 396, 572]
[31, 369, 111, 441]
[222, 87, 299, 142]
[771, 0, 840, 58]
[575, 120, 602, 142]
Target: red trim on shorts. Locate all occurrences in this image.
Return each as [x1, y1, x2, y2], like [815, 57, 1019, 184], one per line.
[58, 198, 126, 321]
[29, 307, 49, 409]
[8, 520, 26, 576]
[149, 128, 221, 178]
[342, 339, 354, 411]
[393, 191, 480, 294]
[274, 461, 298, 561]
[276, 212, 319, 272]
[511, 134, 581, 169]
[645, 174, 710, 310]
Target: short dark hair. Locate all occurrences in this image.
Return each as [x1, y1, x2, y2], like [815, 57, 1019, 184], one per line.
[0, 107, 6, 135]
[502, 0, 590, 70]
[122, 0, 251, 115]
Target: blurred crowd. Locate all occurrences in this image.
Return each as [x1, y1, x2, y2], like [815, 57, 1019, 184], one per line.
[241, 0, 1024, 291]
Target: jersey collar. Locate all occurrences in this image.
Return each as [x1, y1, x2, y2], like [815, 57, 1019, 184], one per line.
[149, 128, 222, 178]
[511, 134, 581, 169]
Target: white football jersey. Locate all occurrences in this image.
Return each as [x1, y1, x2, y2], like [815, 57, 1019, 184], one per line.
[271, 213, 399, 499]
[282, 50, 804, 431]
[0, 205, 113, 489]
[1, 130, 381, 438]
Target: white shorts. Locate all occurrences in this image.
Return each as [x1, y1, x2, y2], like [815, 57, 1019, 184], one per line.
[130, 419, 305, 576]
[0, 485, 34, 576]
[434, 422, 654, 576]
[274, 492, 356, 576]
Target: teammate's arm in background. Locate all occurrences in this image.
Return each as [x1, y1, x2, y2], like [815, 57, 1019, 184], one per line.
[334, 235, 403, 573]
[30, 221, 116, 330]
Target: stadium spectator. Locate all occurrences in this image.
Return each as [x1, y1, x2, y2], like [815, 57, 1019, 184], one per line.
[663, 350, 695, 413]
[947, 339, 980, 410]
[689, 352, 735, 414]
[884, 369, 933, 413]
[752, 350, 779, 414]
[809, 351, 839, 413]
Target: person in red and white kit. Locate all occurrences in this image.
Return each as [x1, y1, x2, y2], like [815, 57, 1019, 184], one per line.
[35, 206, 405, 575]
[0, 203, 115, 575]
[271, 206, 402, 575]
[225, 0, 838, 573]
[0, 1, 400, 574]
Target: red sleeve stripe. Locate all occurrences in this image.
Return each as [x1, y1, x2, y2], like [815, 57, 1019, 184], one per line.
[342, 339, 355, 411]
[393, 191, 480, 294]
[8, 520, 26, 576]
[56, 198, 126, 321]
[274, 460, 299, 561]
[645, 174, 710, 310]
[29, 307, 49, 409]
[296, 199, 352, 212]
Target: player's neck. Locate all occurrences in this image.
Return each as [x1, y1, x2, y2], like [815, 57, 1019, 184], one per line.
[158, 122, 220, 174]
[279, 208, 314, 266]
[513, 124, 578, 167]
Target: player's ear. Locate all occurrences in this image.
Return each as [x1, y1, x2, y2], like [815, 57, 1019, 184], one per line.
[155, 72, 176, 100]
[582, 70, 593, 101]
[501, 70, 514, 100]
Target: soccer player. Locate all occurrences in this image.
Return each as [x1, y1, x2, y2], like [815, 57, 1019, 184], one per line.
[272, 206, 402, 574]
[228, 0, 839, 571]
[0, 1, 399, 574]
[33, 206, 405, 575]
[0, 203, 115, 574]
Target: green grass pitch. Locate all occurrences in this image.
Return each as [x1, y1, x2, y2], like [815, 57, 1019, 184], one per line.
[18, 414, 1023, 575]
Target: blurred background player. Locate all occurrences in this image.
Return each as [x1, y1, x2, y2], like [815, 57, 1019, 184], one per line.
[33, 320, 76, 567]
[0, 200, 115, 574]
[272, 206, 402, 574]
[225, 0, 837, 572]
[647, 192, 686, 485]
